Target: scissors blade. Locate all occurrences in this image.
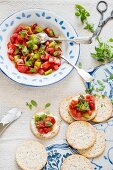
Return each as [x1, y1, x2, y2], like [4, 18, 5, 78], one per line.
[92, 26, 102, 38]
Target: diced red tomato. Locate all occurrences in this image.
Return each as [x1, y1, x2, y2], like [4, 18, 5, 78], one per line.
[41, 53, 49, 61]
[49, 55, 54, 63]
[17, 35, 23, 43]
[54, 58, 61, 66]
[69, 100, 78, 109]
[44, 116, 56, 125]
[43, 127, 52, 134]
[17, 65, 29, 73]
[89, 101, 95, 110]
[10, 33, 18, 43]
[9, 55, 14, 61]
[38, 128, 45, 134]
[15, 25, 25, 33]
[45, 41, 50, 46]
[38, 68, 45, 75]
[8, 48, 14, 55]
[41, 61, 51, 70]
[44, 27, 50, 35]
[46, 47, 54, 55]
[36, 121, 45, 128]
[53, 65, 59, 70]
[87, 110, 92, 116]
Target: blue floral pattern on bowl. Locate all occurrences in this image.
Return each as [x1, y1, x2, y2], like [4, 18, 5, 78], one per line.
[0, 9, 80, 87]
[44, 119, 113, 170]
[86, 62, 113, 98]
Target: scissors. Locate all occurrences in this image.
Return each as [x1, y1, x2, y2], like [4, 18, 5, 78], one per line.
[92, 1, 113, 38]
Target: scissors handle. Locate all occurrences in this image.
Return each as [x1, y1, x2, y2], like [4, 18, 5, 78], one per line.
[97, 1, 108, 14]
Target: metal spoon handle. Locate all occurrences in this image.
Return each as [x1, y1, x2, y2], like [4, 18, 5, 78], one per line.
[61, 56, 94, 82]
[49, 36, 92, 44]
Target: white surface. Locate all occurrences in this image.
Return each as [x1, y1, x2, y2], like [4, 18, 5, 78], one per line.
[0, 0, 113, 170]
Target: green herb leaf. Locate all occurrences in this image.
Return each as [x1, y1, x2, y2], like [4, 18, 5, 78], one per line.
[109, 74, 113, 80]
[46, 111, 50, 115]
[78, 62, 82, 68]
[109, 38, 113, 42]
[30, 68, 37, 73]
[22, 46, 29, 55]
[14, 48, 19, 54]
[26, 102, 32, 110]
[91, 38, 113, 62]
[31, 100, 37, 107]
[34, 115, 39, 122]
[85, 85, 94, 94]
[45, 103, 51, 108]
[40, 114, 47, 121]
[19, 30, 27, 38]
[84, 22, 94, 33]
[76, 95, 90, 112]
[45, 121, 53, 127]
[75, 4, 90, 23]
[15, 44, 23, 49]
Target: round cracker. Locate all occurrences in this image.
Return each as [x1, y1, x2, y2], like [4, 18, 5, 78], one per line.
[68, 95, 97, 121]
[61, 154, 93, 170]
[30, 111, 60, 139]
[59, 96, 75, 124]
[16, 140, 47, 170]
[66, 121, 96, 150]
[92, 95, 112, 123]
[78, 131, 106, 158]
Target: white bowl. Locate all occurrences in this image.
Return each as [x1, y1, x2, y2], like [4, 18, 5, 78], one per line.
[0, 9, 80, 87]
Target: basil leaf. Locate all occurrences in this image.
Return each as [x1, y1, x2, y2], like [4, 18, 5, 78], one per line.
[45, 103, 51, 108]
[31, 100, 37, 107]
[26, 102, 32, 110]
[78, 62, 82, 68]
[45, 121, 53, 127]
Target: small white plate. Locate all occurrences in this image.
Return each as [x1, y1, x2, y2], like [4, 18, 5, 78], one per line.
[0, 9, 80, 87]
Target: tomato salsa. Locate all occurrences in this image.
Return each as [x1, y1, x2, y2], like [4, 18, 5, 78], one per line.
[69, 95, 96, 120]
[34, 113, 56, 134]
[7, 24, 62, 75]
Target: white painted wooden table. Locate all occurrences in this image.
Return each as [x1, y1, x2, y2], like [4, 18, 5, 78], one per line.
[0, 0, 113, 169]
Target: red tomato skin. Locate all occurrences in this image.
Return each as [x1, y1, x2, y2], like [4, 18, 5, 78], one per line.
[46, 47, 54, 55]
[45, 41, 50, 46]
[69, 100, 78, 109]
[44, 116, 56, 125]
[17, 65, 29, 73]
[41, 61, 51, 71]
[15, 25, 25, 33]
[41, 54, 49, 61]
[36, 121, 45, 128]
[38, 128, 45, 134]
[17, 35, 23, 43]
[54, 58, 61, 66]
[43, 127, 52, 134]
[8, 48, 14, 55]
[53, 65, 59, 70]
[48, 56, 54, 63]
[44, 28, 50, 35]
[9, 55, 14, 61]
[38, 68, 45, 75]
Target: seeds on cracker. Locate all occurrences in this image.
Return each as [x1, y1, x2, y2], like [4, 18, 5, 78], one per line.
[16, 140, 47, 170]
[66, 121, 96, 150]
[78, 130, 106, 158]
[61, 154, 93, 170]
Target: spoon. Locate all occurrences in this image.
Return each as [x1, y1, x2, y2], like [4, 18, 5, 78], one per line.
[36, 32, 92, 44]
[61, 55, 94, 83]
